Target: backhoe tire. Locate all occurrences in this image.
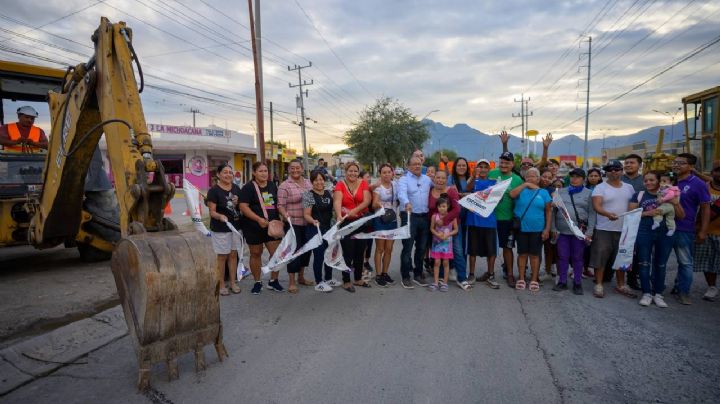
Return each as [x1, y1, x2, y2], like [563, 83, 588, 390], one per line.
[78, 190, 121, 262]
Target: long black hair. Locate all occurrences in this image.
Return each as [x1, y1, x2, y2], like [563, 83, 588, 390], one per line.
[451, 157, 469, 192]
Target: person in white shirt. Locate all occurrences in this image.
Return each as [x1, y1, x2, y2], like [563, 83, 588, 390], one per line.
[590, 160, 635, 298]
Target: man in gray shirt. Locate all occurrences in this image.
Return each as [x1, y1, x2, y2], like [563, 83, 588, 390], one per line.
[620, 153, 644, 290]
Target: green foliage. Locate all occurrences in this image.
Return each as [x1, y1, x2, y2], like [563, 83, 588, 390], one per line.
[307, 146, 320, 159]
[343, 97, 430, 167]
[332, 148, 353, 156]
[424, 149, 458, 168]
[513, 152, 539, 170]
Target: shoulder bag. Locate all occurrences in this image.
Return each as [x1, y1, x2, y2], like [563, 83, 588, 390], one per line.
[569, 191, 588, 232]
[380, 182, 397, 223]
[253, 181, 285, 238]
[513, 189, 540, 232]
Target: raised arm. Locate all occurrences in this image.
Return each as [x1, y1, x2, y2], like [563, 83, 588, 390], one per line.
[499, 130, 509, 153]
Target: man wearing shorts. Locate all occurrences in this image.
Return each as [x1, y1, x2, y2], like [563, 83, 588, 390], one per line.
[467, 159, 500, 288]
[488, 152, 523, 287]
[590, 160, 635, 298]
[697, 163, 720, 301]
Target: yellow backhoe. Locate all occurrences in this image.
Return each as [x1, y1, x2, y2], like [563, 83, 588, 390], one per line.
[683, 86, 720, 173]
[0, 18, 226, 389]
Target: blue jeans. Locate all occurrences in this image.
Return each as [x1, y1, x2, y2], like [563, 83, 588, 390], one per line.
[636, 229, 674, 295]
[400, 212, 429, 279]
[451, 222, 467, 282]
[672, 231, 695, 294]
[305, 225, 332, 284]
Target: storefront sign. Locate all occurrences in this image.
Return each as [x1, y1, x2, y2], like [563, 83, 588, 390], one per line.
[148, 124, 227, 137]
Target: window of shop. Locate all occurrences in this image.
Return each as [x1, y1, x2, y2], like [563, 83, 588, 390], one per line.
[157, 155, 184, 188]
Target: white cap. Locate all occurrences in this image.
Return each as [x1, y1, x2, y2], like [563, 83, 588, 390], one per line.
[17, 106, 39, 117]
[477, 159, 490, 165]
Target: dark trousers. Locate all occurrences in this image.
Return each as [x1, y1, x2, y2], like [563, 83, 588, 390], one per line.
[364, 239, 372, 261]
[306, 225, 332, 284]
[340, 237, 365, 282]
[400, 212, 429, 279]
[287, 224, 311, 274]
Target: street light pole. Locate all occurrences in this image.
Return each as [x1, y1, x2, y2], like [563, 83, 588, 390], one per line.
[652, 107, 682, 146]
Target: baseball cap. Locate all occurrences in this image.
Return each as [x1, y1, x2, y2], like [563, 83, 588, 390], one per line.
[16, 106, 38, 117]
[500, 151, 514, 161]
[603, 160, 623, 171]
[477, 159, 490, 166]
[569, 168, 586, 178]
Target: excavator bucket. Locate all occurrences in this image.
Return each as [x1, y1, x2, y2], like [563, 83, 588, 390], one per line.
[111, 229, 228, 390]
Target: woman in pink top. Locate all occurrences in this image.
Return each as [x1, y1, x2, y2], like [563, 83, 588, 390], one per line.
[278, 160, 313, 293]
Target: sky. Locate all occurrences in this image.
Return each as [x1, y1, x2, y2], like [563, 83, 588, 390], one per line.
[1, 0, 719, 153]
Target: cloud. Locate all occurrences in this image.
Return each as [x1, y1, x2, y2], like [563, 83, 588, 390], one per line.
[1, 0, 719, 152]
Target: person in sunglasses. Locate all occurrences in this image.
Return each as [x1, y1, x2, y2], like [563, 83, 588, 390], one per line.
[590, 160, 636, 298]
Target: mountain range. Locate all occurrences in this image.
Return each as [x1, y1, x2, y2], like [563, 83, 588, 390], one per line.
[422, 119, 693, 159]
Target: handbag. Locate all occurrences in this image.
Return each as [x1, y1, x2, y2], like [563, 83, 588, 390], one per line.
[513, 189, 540, 232]
[253, 181, 285, 238]
[380, 182, 397, 223]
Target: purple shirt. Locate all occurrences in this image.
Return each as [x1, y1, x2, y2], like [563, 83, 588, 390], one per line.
[676, 174, 711, 233]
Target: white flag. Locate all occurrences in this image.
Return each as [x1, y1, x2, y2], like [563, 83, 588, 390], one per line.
[352, 214, 411, 240]
[323, 208, 386, 242]
[459, 178, 512, 217]
[261, 225, 323, 273]
[552, 192, 587, 240]
[225, 222, 250, 280]
[182, 180, 211, 236]
[612, 208, 643, 271]
[324, 239, 353, 273]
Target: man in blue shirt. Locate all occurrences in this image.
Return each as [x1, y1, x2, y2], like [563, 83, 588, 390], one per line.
[398, 156, 433, 288]
[466, 159, 500, 289]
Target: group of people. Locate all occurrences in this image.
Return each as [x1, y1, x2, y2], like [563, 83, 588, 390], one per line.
[206, 132, 720, 307]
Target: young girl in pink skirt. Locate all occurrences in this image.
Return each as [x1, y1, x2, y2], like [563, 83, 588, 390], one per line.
[429, 195, 458, 292]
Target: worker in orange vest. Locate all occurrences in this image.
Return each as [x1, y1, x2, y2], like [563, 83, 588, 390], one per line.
[0, 106, 48, 153]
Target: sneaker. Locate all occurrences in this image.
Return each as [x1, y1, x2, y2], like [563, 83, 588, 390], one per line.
[593, 284, 604, 298]
[456, 280, 472, 291]
[639, 293, 652, 306]
[267, 279, 285, 292]
[325, 279, 343, 287]
[412, 276, 429, 287]
[314, 281, 333, 293]
[374, 275, 388, 287]
[428, 283, 438, 292]
[653, 294, 668, 308]
[383, 273, 395, 285]
[703, 286, 718, 301]
[478, 272, 500, 289]
[439, 282, 448, 292]
[467, 273, 476, 285]
[449, 269, 457, 282]
[552, 283, 568, 292]
[572, 283, 584, 295]
[401, 278, 415, 289]
[251, 281, 263, 295]
[679, 294, 691, 305]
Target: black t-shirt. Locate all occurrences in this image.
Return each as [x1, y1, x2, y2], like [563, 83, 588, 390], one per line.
[630, 190, 665, 232]
[207, 183, 243, 232]
[303, 189, 333, 232]
[239, 180, 279, 225]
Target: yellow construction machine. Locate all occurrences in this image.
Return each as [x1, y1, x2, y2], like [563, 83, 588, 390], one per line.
[683, 86, 719, 173]
[0, 18, 226, 389]
[645, 128, 674, 172]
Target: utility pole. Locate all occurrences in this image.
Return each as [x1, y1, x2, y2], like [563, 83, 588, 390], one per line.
[582, 36, 592, 170]
[524, 98, 533, 157]
[188, 108, 201, 128]
[269, 101, 274, 179]
[513, 94, 532, 157]
[248, 0, 265, 162]
[289, 62, 313, 175]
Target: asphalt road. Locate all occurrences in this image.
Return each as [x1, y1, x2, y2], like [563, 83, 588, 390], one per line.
[3, 241, 719, 404]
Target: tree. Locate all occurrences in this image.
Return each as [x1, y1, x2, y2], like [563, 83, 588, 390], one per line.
[307, 146, 320, 159]
[425, 149, 458, 168]
[343, 97, 430, 167]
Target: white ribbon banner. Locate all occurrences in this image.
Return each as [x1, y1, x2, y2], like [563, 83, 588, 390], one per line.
[182, 180, 211, 236]
[323, 208, 387, 242]
[352, 212, 410, 240]
[552, 192, 587, 240]
[612, 208, 643, 271]
[261, 224, 323, 274]
[323, 237, 353, 273]
[226, 222, 250, 280]
[459, 178, 512, 218]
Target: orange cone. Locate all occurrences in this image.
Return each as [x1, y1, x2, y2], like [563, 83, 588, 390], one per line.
[164, 200, 172, 216]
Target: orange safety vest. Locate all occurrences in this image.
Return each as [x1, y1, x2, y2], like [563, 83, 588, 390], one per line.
[4, 123, 43, 153]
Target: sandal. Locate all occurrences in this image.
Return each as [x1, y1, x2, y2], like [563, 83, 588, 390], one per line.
[615, 286, 638, 299]
[529, 281, 540, 293]
[288, 285, 299, 294]
[230, 284, 241, 294]
[297, 279, 315, 286]
[354, 281, 372, 288]
[515, 280, 526, 290]
[342, 284, 356, 293]
[219, 287, 230, 296]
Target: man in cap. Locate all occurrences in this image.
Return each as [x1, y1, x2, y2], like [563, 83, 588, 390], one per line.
[0, 106, 48, 153]
[590, 160, 635, 298]
[467, 158, 501, 288]
[488, 151, 523, 287]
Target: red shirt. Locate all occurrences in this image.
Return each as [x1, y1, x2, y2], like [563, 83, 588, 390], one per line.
[428, 187, 460, 225]
[335, 179, 369, 220]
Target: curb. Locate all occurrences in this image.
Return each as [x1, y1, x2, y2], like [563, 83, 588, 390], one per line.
[0, 305, 127, 396]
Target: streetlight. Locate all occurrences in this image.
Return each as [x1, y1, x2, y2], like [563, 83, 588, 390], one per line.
[652, 107, 682, 146]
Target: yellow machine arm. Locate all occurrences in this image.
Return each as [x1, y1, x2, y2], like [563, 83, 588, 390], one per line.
[31, 17, 174, 251]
